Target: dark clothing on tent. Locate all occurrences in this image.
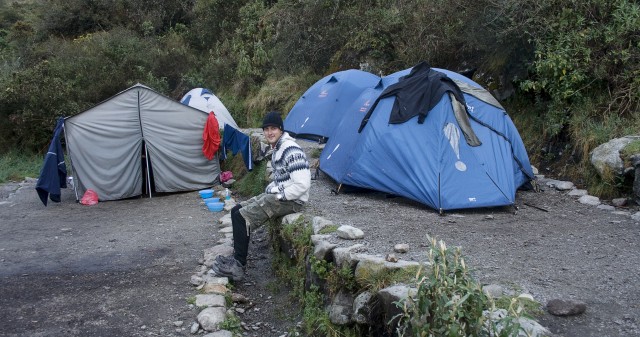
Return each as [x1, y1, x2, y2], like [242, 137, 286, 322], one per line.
[359, 61, 467, 131]
[221, 124, 253, 171]
[36, 118, 67, 206]
[202, 112, 221, 160]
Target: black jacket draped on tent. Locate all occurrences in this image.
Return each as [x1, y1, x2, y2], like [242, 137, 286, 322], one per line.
[36, 117, 67, 206]
[359, 61, 467, 131]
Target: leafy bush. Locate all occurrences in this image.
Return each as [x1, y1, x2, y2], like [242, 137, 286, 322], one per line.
[520, 0, 640, 139]
[0, 60, 79, 151]
[395, 236, 525, 337]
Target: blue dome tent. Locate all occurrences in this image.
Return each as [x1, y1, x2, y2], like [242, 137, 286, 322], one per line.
[319, 62, 534, 212]
[284, 69, 381, 143]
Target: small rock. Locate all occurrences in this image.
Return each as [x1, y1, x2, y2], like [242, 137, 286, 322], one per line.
[202, 283, 228, 295]
[596, 204, 615, 211]
[393, 244, 409, 253]
[190, 322, 200, 334]
[336, 225, 364, 240]
[611, 198, 627, 207]
[554, 181, 574, 191]
[190, 275, 204, 286]
[578, 195, 601, 206]
[195, 294, 226, 307]
[173, 321, 184, 327]
[231, 293, 248, 303]
[547, 299, 587, 316]
[568, 189, 588, 197]
[385, 254, 398, 262]
[197, 307, 227, 331]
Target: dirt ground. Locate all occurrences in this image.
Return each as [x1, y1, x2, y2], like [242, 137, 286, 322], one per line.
[1, 141, 639, 336]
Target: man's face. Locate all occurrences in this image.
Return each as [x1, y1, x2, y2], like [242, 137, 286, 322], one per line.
[263, 126, 283, 145]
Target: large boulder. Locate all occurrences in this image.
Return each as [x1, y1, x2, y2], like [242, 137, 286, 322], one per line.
[590, 136, 639, 176]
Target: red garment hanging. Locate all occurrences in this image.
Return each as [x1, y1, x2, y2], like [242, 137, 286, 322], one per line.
[202, 112, 221, 160]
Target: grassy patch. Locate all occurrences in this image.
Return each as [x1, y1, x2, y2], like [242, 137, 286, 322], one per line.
[227, 160, 268, 197]
[318, 224, 338, 234]
[622, 140, 640, 160]
[355, 263, 419, 294]
[244, 73, 320, 127]
[0, 150, 43, 183]
[494, 295, 544, 317]
[310, 147, 322, 159]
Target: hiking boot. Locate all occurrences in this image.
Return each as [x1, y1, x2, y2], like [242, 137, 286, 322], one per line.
[215, 255, 237, 266]
[210, 259, 245, 282]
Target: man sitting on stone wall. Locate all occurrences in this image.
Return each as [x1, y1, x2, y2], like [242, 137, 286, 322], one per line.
[210, 111, 311, 281]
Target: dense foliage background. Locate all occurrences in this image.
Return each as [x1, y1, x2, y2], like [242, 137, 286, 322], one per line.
[1, 0, 638, 195]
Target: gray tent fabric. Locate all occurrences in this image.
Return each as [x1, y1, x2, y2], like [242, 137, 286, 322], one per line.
[64, 84, 220, 201]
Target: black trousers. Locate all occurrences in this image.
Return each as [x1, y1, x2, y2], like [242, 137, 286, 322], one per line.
[231, 204, 249, 266]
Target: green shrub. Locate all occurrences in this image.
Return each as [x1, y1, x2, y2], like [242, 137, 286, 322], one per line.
[395, 236, 523, 337]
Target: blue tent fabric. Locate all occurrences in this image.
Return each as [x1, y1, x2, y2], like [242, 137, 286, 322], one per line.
[220, 124, 253, 171]
[284, 69, 381, 142]
[319, 64, 534, 211]
[36, 118, 67, 206]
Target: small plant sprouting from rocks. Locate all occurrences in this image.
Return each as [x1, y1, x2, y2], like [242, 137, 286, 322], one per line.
[318, 224, 339, 234]
[301, 285, 360, 337]
[224, 292, 233, 307]
[495, 294, 544, 317]
[395, 235, 524, 337]
[310, 256, 332, 279]
[219, 312, 242, 334]
[327, 263, 358, 294]
[269, 218, 361, 336]
[185, 296, 196, 305]
[621, 140, 640, 160]
[269, 216, 313, 301]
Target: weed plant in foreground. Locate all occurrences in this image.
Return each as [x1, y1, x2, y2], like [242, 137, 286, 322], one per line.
[395, 235, 539, 337]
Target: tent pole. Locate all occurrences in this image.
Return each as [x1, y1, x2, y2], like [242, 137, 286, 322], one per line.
[144, 143, 152, 198]
[62, 122, 80, 202]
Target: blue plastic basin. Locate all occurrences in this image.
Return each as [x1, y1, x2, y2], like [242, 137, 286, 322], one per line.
[199, 189, 214, 199]
[207, 202, 225, 212]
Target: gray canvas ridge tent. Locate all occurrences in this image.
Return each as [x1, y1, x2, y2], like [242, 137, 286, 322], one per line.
[64, 83, 220, 201]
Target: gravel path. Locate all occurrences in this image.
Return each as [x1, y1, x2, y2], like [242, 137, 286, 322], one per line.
[1, 140, 639, 336]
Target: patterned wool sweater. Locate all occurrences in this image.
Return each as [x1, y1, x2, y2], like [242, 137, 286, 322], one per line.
[265, 132, 311, 202]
